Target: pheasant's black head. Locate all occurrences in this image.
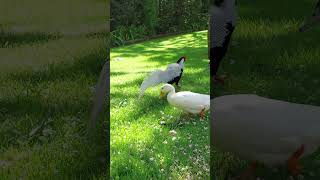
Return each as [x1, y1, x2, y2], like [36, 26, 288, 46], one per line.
[176, 56, 187, 63]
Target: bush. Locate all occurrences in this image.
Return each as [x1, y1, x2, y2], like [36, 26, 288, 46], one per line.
[111, 25, 150, 47]
[111, 0, 209, 46]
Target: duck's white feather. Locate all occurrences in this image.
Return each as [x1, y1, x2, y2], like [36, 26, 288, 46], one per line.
[162, 84, 210, 114]
[212, 94, 320, 166]
[168, 92, 210, 113]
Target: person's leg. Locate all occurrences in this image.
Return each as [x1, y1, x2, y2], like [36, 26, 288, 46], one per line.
[299, 0, 320, 32]
[210, 23, 235, 84]
[210, 47, 224, 78]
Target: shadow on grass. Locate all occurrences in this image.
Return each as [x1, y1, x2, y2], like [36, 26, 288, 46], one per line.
[0, 31, 61, 48]
[111, 115, 210, 179]
[0, 49, 109, 178]
[110, 31, 210, 179]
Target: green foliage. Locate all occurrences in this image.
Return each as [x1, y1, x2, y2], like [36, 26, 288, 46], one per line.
[111, 25, 149, 46]
[111, 0, 209, 46]
[143, 0, 159, 33]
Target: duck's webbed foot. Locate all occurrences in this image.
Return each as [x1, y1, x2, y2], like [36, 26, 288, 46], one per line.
[215, 75, 226, 84]
[199, 108, 206, 119]
[212, 75, 227, 88]
[287, 145, 305, 176]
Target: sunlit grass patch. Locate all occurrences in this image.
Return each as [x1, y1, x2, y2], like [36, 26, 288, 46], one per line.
[110, 31, 210, 179]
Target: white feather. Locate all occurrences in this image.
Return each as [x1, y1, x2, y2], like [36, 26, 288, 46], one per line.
[139, 63, 182, 99]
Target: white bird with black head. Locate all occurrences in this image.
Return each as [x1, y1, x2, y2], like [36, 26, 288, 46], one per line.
[139, 56, 186, 99]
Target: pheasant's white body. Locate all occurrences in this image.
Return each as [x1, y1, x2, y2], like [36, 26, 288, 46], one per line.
[139, 63, 182, 98]
[212, 94, 320, 166]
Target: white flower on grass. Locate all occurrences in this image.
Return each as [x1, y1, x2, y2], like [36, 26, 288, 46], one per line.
[169, 130, 177, 136]
[172, 137, 177, 141]
[163, 140, 168, 144]
[149, 157, 154, 161]
[114, 57, 124, 61]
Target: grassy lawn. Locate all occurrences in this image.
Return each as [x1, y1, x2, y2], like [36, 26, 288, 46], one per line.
[0, 38, 108, 179]
[213, 0, 320, 179]
[110, 31, 210, 179]
[0, 39, 108, 179]
[0, 0, 109, 179]
[0, 0, 107, 34]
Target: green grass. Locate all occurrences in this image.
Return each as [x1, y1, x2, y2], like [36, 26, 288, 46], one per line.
[0, 40, 108, 179]
[0, 0, 108, 34]
[110, 31, 210, 179]
[0, 1, 109, 178]
[213, 0, 320, 179]
[0, 42, 108, 179]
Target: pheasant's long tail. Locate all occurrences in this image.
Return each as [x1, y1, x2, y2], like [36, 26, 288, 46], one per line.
[138, 70, 163, 98]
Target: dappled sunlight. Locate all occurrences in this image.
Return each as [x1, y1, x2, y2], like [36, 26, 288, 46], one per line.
[111, 31, 207, 60]
[0, 37, 106, 73]
[111, 30, 209, 178]
[235, 18, 301, 41]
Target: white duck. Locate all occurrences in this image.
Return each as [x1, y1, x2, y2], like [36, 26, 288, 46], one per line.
[212, 94, 320, 177]
[160, 84, 210, 118]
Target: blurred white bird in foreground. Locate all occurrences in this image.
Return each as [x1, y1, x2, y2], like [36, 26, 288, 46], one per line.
[139, 57, 186, 99]
[212, 94, 320, 178]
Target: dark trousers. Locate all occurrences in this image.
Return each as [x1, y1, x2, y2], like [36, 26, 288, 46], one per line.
[210, 47, 225, 77]
[209, 24, 235, 77]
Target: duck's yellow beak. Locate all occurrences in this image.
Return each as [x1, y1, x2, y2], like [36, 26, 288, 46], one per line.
[159, 92, 165, 99]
